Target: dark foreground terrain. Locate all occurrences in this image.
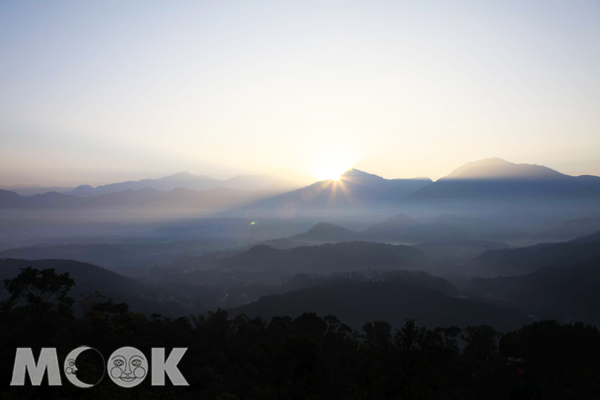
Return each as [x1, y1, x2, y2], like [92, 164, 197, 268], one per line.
[1, 267, 599, 400]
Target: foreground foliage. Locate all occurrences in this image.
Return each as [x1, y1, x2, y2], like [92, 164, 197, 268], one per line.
[1, 267, 599, 399]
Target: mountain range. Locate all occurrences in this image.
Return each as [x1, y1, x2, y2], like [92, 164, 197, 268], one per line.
[229, 158, 600, 219]
[237, 169, 433, 215]
[0, 258, 179, 315]
[0, 186, 269, 210]
[219, 241, 428, 270]
[229, 230, 600, 329]
[69, 170, 316, 196]
[406, 158, 600, 200]
[289, 214, 526, 245]
[215, 241, 428, 284]
[0, 256, 529, 330]
[0, 170, 316, 197]
[472, 230, 600, 276]
[534, 217, 600, 242]
[470, 254, 600, 325]
[231, 272, 527, 330]
[0, 184, 75, 196]
[1, 158, 599, 212]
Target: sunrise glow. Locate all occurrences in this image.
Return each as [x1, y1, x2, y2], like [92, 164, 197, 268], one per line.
[314, 150, 355, 181]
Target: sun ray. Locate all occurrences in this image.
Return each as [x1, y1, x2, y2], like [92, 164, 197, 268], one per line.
[314, 149, 356, 181]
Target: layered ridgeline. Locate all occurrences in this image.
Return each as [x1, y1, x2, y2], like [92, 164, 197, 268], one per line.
[231, 158, 600, 221]
[287, 214, 526, 245]
[291, 222, 360, 242]
[535, 216, 600, 242]
[231, 271, 527, 331]
[0, 256, 526, 330]
[0, 170, 316, 209]
[2, 158, 599, 212]
[0, 170, 316, 197]
[0, 184, 74, 197]
[406, 157, 600, 200]
[472, 230, 600, 276]
[0, 258, 238, 315]
[0, 240, 235, 270]
[235, 169, 432, 215]
[0, 259, 179, 315]
[216, 241, 428, 284]
[470, 254, 600, 325]
[0, 187, 266, 209]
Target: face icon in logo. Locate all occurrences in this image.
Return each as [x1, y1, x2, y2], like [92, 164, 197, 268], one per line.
[64, 346, 105, 388]
[65, 358, 77, 375]
[108, 347, 147, 388]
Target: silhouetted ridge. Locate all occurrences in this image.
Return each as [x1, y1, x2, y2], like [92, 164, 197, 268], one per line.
[535, 217, 600, 242]
[445, 158, 567, 180]
[217, 241, 428, 277]
[241, 171, 432, 212]
[0, 186, 265, 209]
[570, 230, 600, 244]
[362, 214, 471, 243]
[471, 254, 600, 324]
[340, 168, 383, 180]
[291, 222, 358, 242]
[244, 244, 282, 256]
[0, 258, 210, 316]
[407, 158, 600, 200]
[232, 277, 526, 330]
[286, 213, 526, 245]
[473, 231, 600, 276]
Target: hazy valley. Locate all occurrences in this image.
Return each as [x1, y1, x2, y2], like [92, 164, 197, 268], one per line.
[2, 157, 599, 332]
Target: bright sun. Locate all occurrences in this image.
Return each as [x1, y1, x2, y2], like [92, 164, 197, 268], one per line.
[314, 150, 355, 181]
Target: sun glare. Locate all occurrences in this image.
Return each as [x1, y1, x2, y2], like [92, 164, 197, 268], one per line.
[314, 150, 355, 181]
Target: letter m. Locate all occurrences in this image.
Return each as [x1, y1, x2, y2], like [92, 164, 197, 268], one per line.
[11, 348, 62, 386]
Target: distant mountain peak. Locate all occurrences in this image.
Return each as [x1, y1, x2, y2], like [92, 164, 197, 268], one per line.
[74, 184, 94, 190]
[444, 158, 567, 180]
[308, 222, 354, 233]
[244, 244, 282, 256]
[161, 171, 210, 181]
[338, 169, 432, 184]
[64, 169, 314, 197]
[70, 184, 95, 195]
[387, 213, 419, 224]
[291, 221, 357, 242]
[570, 230, 600, 244]
[340, 168, 381, 180]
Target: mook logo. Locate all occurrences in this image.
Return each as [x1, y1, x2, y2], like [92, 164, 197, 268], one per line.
[11, 346, 188, 388]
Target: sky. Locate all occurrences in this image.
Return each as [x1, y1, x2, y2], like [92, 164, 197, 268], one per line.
[1, 0, 600, 186]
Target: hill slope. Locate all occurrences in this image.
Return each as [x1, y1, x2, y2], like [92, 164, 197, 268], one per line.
[0, 186, 264, 210]
[217, 241, 428, 280]
[407, 158, 600, 200]
[472, 231, 600, 276]
[69, 170, 315, 196]
[232, 277, 526, 331]
[0, 259, 177, 315]
[290, 222, 359, 242]
[535, 217, 600, 242]
[362, 214, 472, 243]
[470, 255, 600, 325]
[240, 169, 432, 214]
[291, 214, 526, 245]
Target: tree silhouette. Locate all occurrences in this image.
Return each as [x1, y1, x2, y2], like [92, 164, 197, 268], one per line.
[1, 266, 75, 320]
[1, 267, 600, 399]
